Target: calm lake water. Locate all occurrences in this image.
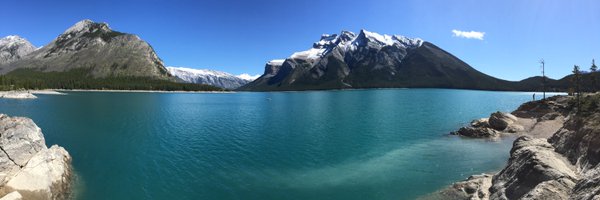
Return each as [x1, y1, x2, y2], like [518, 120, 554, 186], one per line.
[0, 89, 557, 199]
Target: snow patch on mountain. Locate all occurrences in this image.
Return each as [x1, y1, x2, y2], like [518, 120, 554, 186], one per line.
[236, 73, 261, 81]
[287, 29, 423, 61]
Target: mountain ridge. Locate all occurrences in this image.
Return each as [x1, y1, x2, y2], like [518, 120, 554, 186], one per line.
[0, 19, 172, 80]
[239, 30, 517, 91]
[166, 66, 258, 89]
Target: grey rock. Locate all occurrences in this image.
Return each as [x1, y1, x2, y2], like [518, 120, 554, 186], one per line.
[471, 118, 489, 128]
[3, 145, 71, 200]
[452, 126, 499, 138]
[0, 114, 46, 184]
[488, 112, 517, 131]
[0, 114, 72, 200]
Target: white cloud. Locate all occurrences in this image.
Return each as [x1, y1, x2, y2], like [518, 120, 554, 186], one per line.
[451, 29, 485, 40]
[236, 73, 261, 81]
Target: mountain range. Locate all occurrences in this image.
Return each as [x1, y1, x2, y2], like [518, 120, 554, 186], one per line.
[0, 20, 256, 90]
[1, 20, 594, 91]
[240, 30, 524, 91]
[239, 30, 599, 92]
[167, 67, 258, 89]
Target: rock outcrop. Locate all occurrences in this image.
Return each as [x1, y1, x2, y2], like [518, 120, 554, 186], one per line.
[452, 96, 570, 139]
[423, 174, 493, 200]
[0, 91, 37, 99]
[450, 112, 516, 138]
[0, 114, 72, 200]
[434, 94, 600, 199]
[489, 136, 578, 200]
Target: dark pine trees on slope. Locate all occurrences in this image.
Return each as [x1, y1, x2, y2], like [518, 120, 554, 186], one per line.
[0, 68, 225, 91]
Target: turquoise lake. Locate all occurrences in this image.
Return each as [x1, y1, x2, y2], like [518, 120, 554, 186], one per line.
[0, 89, 558, 199]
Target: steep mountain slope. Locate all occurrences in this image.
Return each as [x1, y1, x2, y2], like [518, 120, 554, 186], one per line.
[239, 30, 515, 91]
[0, 19, 171, 79]
[0, 35, 36, 65]
[167, 67, 255, 89]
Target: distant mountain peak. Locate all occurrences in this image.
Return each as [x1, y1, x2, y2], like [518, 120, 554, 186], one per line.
[0, 35, 33, 46]
[0, 35, 36, 65]
[166, 66, 254, 89]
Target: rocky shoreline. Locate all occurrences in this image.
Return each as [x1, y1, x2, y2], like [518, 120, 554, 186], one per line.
[0, 114, 72, 200]
[0, 90, 66, 99]
[426, 94, 600, 199]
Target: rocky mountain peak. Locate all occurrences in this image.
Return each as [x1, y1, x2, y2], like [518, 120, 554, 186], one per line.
[0, 35, 36, 65]
[354, 29, 423, 48]
[42, 19, 127, 58]
[64, 19, 111, 35]
[1, 19, 171, 79]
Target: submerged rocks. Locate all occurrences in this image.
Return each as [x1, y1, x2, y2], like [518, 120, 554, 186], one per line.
[0, 114, 72, 200]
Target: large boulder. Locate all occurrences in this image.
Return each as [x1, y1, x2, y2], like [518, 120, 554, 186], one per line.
[489, 136, 578, 200]
[452, 127, 499, 138]
[0, 114, 46, 184]
[0, 114, 72, 200]
[3, 146, 71, 200]
[488, 112, 518, 131]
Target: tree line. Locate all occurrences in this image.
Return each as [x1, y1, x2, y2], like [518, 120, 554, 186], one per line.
[569, 59, 597, 110]
[0, 68, 225, 91]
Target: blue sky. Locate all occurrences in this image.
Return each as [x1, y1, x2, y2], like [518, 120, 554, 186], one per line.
[2, 0, 599, 80]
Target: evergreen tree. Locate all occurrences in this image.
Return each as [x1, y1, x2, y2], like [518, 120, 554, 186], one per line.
[591, 59, 598, 92]
[573, 65, 582, 109]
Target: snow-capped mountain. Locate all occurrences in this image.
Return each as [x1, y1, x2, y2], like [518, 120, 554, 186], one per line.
[167, 67, 258, 89]
[240, 29, 512, 91]
[0, 19, 171, 79]
[0, 35, 36, 65]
